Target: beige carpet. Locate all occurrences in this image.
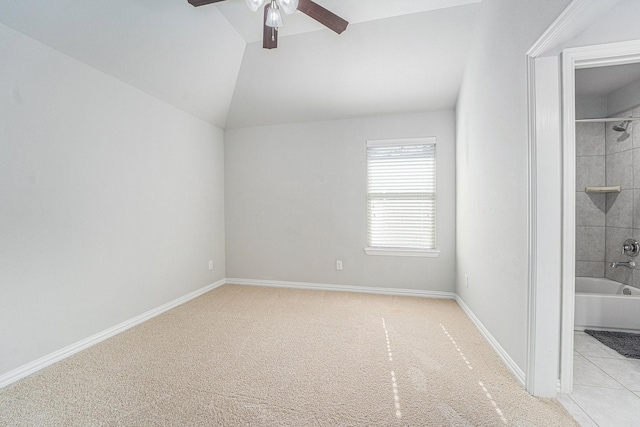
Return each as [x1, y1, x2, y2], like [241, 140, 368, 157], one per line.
[0, 284, 577, 426]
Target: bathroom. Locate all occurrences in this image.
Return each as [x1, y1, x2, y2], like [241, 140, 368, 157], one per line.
[574, 62, 640, 323]
[570, 62, 640, 417]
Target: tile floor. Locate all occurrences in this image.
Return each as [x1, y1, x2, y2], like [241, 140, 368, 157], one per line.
[558, 331, 640, 426]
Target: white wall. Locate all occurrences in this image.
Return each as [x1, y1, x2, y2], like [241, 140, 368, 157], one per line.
[455, 0, 572, 371]
[576, 77, 640, 119]
[225, 111, 456, 291]
[575, 94, 607, 120]
[607, 77, 640, 117]
[569, 0, 640, 49]
[0, 23, 225, 376]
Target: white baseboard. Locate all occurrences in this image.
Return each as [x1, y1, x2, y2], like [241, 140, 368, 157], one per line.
[3, 279, 522, 393]
[455, 295, 526, 386]
[226, 278, 456, 299]
[0, 279, 225, 389]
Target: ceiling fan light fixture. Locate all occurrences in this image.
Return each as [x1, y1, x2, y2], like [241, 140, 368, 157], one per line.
[276, 0, 298, 15]
[265, 1, 284, 28]
[189, 0, 348, 50]
[245, 0, 265, 12]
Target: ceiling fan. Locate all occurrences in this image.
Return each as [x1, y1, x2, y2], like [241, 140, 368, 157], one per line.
[188, 0, 348, 49]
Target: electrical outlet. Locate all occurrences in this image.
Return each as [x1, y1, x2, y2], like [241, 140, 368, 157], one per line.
[208, 260, 214, 270]
[465, 274, 469, 288]
[336, 260, 343, 271]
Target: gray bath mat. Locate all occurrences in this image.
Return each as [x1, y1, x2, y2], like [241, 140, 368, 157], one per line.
[585, 330, 640, 359]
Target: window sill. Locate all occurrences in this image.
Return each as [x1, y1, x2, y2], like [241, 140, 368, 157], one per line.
[364, 248, 440, 258]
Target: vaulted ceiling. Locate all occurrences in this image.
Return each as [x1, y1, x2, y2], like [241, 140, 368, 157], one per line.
[0, 0, 480, 129]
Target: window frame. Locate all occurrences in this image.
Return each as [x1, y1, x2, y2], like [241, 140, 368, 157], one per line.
[364, 137, 439, 258]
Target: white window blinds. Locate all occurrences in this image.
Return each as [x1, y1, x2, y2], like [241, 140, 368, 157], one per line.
[366, 138, 436, 251]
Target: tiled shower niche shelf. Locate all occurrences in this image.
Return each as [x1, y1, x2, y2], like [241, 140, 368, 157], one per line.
[585, 185, 621, 193]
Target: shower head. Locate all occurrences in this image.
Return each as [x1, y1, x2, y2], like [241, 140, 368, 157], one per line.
[613, 120, 631, 132]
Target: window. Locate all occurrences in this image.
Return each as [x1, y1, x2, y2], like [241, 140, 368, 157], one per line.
[365, 138, 438, 257]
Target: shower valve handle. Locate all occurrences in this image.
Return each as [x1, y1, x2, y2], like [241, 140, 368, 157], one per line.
[622, 239, 640, 257]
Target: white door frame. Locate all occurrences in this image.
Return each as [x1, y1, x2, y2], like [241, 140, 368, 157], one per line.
[525, 0, 622, 396]
[526, 54, 563, 397]
[558, 40, 640, 393]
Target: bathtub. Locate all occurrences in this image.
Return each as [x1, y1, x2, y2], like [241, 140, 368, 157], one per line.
[575, 277, 640, 333]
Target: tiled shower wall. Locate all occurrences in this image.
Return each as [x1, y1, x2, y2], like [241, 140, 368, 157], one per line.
[576, 107, 640, 287]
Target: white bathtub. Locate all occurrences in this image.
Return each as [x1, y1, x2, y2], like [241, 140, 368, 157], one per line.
[575, 277, 640, 332]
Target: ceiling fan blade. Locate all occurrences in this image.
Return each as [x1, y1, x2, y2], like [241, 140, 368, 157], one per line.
[263, 6, 278, 49]
[188, 0, 226, 7]
[297, 0, 348, 34]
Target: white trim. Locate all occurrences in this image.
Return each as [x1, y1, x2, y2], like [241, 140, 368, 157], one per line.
[525, 3, 577, 397]
[525, 55, 564, 398]
[3, 277, 530, 396]
[560, 48, 578, 395]
[566, 40, 640, 69]
[525, 0, 623, 397]
[366, 137, 437, 148]
[525, 0, 588, 57]
[455, 296, 525, 386]
[0, 279, 226, 389]
[526, 0, 621, 58]
[525, 0, 588, 397]
[526, 52, 539, 396]
[364, 247, 440, 257]
[226, 278, 455, 299]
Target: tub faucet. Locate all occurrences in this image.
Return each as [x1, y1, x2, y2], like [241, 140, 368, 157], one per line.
[611, 260, 636, 269]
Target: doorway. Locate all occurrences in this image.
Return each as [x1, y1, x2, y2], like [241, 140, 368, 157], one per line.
[560, 40, 640, 394]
